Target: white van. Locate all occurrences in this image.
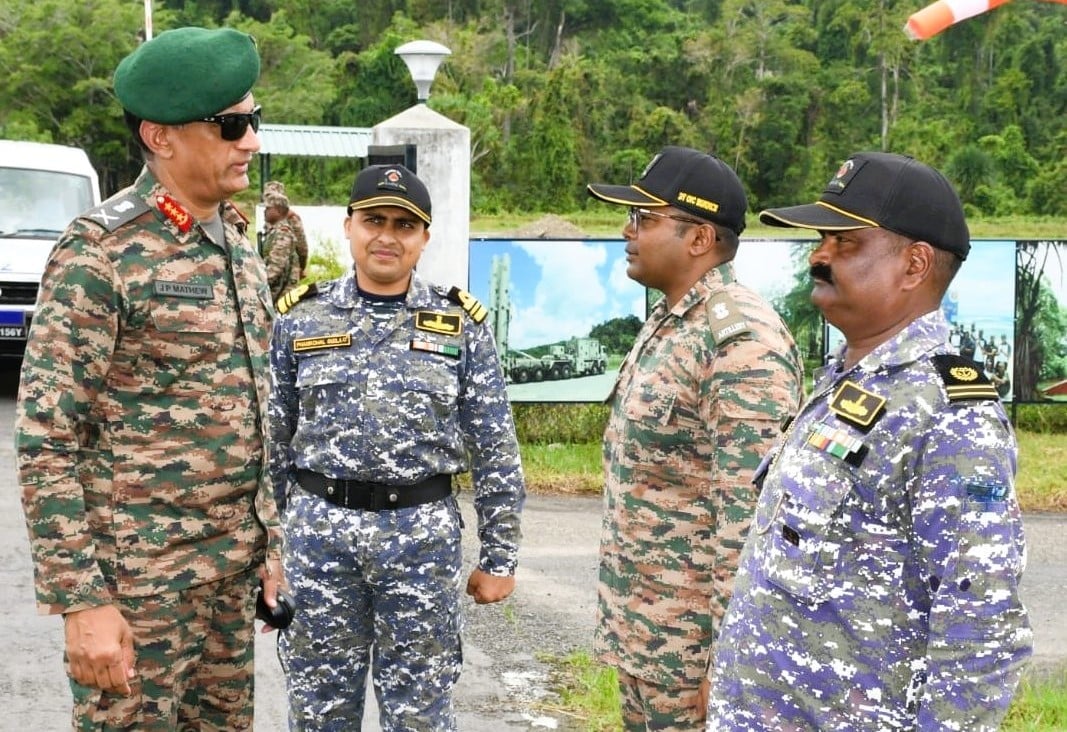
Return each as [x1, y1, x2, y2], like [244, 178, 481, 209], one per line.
[0, 140, 101, 358]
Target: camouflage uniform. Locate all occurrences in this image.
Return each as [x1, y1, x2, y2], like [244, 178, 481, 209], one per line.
[269, 271, 524, 731]
[15, 167, 282, 729]
[263, 215, 301, 301]
[288, 208, 309, 274]
[707, 309, 1032, 731]
[597, 262, 803, 725]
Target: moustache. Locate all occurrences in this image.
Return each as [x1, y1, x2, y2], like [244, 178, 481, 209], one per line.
[810, 264, 833, 284]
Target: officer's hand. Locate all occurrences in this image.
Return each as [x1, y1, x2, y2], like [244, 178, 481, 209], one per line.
[465, 569, 515, 604]
[257, 558, 288, 634]
[63, 604, 135, 695]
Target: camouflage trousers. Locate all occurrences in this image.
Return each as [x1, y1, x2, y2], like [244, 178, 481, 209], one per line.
[617, 667, 706, 731]
[69, 568, 259, 731]
[278, 489, 464, 731]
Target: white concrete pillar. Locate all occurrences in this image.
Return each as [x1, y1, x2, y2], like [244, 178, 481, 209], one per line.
[372, 105, 471, 290]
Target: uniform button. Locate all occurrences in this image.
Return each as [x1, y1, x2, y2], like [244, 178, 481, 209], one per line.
[389, 492, 398, 503]
[327, 486, 335, 496]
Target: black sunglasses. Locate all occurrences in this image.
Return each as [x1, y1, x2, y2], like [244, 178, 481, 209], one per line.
[198, 105, 262, 141]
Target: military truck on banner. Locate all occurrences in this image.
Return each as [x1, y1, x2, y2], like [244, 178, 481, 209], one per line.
[0, 140, 101, 359]
[485, 253, 608, 383]
[505, 337, 608, 383]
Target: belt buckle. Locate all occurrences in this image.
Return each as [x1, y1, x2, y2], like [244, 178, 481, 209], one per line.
[372, 486, 400, 511]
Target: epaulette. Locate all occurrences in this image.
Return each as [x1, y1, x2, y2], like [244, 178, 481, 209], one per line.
[227, 199, 251, 225]
[276, 283, 320, 315]
[932, 354, 999, 401]
[705, 291, 751, 345]
[446, 286, 488, 323]
[82, 193, 152, 233]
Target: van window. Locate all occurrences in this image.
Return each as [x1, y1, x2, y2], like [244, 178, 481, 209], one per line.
[0, 167, 95, 238]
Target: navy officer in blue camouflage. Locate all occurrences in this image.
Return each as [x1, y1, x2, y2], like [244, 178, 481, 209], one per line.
[706, 152, 1032, 731]
[268, 164, 525, 731]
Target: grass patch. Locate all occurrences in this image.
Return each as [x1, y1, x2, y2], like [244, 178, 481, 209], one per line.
[537, 650, 622, 732]
[1002, 663, 1067, 731]
[540, 655, 1067, 732]
[1016, 430, 1067, 512]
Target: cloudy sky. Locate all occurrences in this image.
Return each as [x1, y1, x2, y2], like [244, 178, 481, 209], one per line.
[468, 239, 645, 350]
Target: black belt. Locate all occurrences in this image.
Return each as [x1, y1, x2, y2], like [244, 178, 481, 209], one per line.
[295, 469, 451, 511]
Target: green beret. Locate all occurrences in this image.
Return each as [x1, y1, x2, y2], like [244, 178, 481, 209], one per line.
[114, 27, 260, 124]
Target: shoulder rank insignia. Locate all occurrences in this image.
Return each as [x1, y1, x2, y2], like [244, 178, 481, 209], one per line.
[705, 292, 751, 345]
[447, 286, 488, 323]
[932, 354, 999, 401]
[83, 194, 152, 233]
[416, 311, 462, 336]
[276, 283, 319, 315]
[156, 194, 194, 233]
[829, 380, 887, 432]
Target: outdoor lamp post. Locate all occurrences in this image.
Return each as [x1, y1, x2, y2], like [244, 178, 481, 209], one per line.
[395, 40, 452, 104]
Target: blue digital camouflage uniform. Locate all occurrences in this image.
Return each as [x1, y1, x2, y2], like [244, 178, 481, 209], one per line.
[269, 271, 525, 731]
[708, 309, 1032, 731]
[597, 262, 803, 723]
[16, 167, 282, 730]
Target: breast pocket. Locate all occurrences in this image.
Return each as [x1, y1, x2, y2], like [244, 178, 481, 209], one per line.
[755, 452, 854, 606]
[138, 301, 225, 386]
[397, 358, 460, 431]
[296, 352, 355, 422]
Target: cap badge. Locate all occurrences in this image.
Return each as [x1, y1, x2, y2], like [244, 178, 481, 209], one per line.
[829, 380, 887, 432]
[378, 168, 408, 192]
[156, 195, 193, 233]
[827, 159, 857, 193]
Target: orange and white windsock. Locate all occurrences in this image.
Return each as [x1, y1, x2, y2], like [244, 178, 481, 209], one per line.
[905, 0, 1067, 40]
[905, 0, 1013, 40]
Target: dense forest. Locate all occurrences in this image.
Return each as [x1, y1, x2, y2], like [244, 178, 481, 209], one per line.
[3, 0, 1067, 217]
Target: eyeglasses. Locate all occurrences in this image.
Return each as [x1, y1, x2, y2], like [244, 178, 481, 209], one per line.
[198, 105, 262, 141]
[628, 207, 707, 230]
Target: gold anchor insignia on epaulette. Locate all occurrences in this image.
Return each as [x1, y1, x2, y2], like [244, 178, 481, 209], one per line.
[829, 380, 887, 432]
[949, 365, 979, 381]
[156, 194, 193, 233]
[416, 311, 462, 336]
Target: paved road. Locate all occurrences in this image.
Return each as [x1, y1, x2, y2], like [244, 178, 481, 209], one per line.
[2, 363, 1064, 730]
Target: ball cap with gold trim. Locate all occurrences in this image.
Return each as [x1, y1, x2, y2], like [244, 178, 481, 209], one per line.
[348, 164, 432, 225]
[759, 151, 970, 260]
[587, 146, 747, 234]
[114, 27, 260, 124]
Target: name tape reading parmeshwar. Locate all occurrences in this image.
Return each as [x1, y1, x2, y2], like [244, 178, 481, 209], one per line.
[154, 281, 214, 299]
[293, 334, 352, 352]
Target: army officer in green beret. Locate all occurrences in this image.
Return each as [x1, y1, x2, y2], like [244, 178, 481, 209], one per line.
[15, 26, 286, 730]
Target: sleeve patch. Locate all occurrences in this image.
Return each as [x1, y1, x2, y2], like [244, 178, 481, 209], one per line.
[705, 292, 751, 345]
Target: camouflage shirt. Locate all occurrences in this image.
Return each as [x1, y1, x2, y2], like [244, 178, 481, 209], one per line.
[597, 262, 803, 687]
[708, 309, 1032, 731]
[263, 217, 300, 301]
[288, 209, 308, 274]
[16, 168, 282, 615]
[268, 272, 525, 574]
